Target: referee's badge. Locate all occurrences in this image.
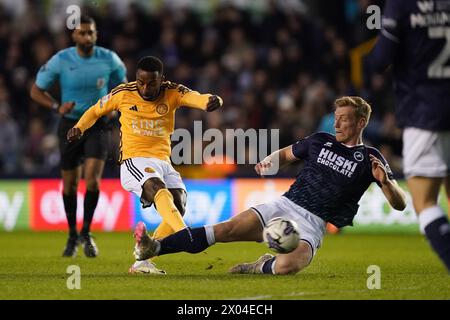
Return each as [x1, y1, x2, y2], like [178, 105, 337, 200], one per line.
[97, 77, 105, 89]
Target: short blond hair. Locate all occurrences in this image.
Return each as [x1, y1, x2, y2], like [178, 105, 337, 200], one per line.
[334, 96, 372, 126]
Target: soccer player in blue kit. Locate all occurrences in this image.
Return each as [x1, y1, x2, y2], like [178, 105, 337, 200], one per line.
[369, 0, 450, 271]
[132, 96, 407, 275]
[30, 16, 126, 257]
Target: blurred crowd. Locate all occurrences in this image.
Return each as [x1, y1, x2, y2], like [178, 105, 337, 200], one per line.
[0, 0, 402, 178]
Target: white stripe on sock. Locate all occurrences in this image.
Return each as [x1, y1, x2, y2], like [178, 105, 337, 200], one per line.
[205, 225, 216, 245]
[271, 258, 277, 275]
[418, 206, 445, 234]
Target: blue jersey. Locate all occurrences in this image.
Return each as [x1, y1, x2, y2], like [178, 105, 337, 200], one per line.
[36, 46, 126, 120]
[369, 0, 450, 130]
[283, 132, 394, 228]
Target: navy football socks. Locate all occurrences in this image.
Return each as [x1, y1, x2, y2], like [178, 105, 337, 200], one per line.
[424, 216, 450, 271]
[159, 227, 210, 255]
[262, 257, 276, 274]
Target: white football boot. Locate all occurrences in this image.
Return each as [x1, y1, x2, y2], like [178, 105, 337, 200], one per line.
[128, 260, 166, 275]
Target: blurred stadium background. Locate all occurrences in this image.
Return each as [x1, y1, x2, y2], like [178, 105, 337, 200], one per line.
[0, 0, 447, 234]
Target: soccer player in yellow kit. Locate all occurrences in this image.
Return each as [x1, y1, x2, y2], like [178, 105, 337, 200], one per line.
[67, 56, 223, 274]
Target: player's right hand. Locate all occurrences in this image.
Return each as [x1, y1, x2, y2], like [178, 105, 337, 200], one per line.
[255, 160, 272, 176]
[58, 101, 75, 115]
[67, 127, 82, 142]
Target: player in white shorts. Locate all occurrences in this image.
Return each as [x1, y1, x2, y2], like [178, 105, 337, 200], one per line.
[121, 157, 186, 208]
[403, 128, 450, 180]
[132, 97, 407, 275]
[251, 196, 326, 260]
[370, 0, 450, 271]
[67, 56, 223, 274]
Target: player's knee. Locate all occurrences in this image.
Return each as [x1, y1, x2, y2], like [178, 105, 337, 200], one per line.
[142, 178, 166, 201]
[63, 180, 78, 195]
[174, 201, 186, 216]
[173, 193, 187, 216]
[86, 178, 100, 192]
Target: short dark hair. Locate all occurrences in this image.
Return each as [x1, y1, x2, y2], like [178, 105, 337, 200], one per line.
[137, 56, 163, 74]
[80, 15, 95, 25]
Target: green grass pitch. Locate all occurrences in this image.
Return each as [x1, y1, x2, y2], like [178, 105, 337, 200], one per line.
[0, 231, 449, 300]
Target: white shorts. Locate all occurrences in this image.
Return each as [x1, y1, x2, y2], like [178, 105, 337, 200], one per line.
[120, 157, 186, 207]
[403, 127, 450, 178]
[251, 196, 326, 255]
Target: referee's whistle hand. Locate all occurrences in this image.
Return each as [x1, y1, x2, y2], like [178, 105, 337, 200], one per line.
[67, 127, 82, 142]
[59, 101, 75, 115]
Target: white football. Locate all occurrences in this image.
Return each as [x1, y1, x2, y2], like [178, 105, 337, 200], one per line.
[263, 218, 300, 253]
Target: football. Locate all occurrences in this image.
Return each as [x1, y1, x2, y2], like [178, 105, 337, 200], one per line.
[263, 218, 300, 253]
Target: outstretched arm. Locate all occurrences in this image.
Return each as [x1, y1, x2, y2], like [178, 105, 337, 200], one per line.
[255, 145, 299, 176]
[67, 92, 120, 142]
[178, 85, 223, 112]
[370, 154, 406, 211]
[66, 104, 104, 142]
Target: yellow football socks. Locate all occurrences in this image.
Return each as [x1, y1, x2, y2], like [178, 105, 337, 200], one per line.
[152, 222, 174, 240]
[153, 189, 186, 232]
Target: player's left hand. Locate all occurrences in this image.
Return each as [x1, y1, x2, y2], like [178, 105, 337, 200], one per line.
[206, 95, 223, 112]
[370, 154, 388, 185]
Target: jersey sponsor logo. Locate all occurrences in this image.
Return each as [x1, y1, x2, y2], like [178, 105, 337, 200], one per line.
[354, 151, 364, 162]
[317, 148, 358, 178]
[156, 103, 168, 115]
[417, 0, 434, 13]
[131, 119, 165, 136]
[410, 2, 450, 29]
[129, 105, 138, 111]
[324, 142, 333, 147]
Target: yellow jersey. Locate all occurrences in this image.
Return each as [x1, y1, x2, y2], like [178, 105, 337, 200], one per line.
[75, 81, 220, 163]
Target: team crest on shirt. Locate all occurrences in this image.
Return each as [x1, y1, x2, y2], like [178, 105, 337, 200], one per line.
[97, 77, 105, 89]
[354, 151, 364, 162]
[156, 103, 169, 115]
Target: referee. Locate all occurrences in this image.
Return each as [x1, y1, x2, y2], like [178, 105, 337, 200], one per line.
[30, 15, 127, 258]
